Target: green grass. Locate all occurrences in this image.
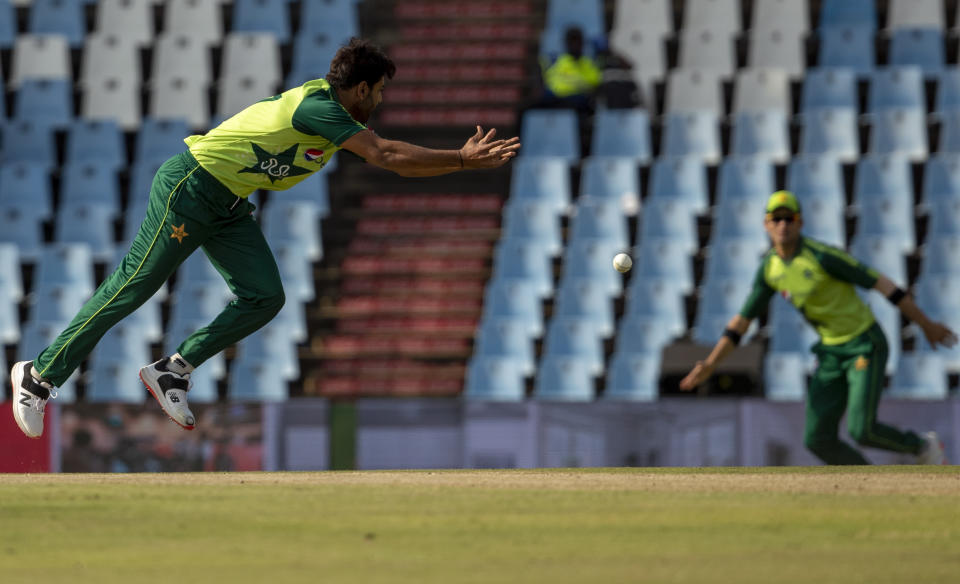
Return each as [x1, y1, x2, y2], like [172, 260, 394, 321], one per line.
[2, 468, 959, 584]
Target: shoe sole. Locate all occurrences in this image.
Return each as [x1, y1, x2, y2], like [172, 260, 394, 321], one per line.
[140, 371, 195, 431]
[10, 361, 41, 439]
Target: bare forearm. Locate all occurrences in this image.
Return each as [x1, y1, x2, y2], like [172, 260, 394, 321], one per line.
[376, 139, 462, 177]
[873, 275, 932, 327]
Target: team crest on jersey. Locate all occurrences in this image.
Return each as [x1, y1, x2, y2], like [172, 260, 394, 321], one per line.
[854, 356, 869, 371]
[304, 148, 325, 163]
[239, 143, 312, 183]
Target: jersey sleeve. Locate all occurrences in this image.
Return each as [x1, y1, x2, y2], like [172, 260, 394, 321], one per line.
[815, 245, 880, 289]
[291, 93, 367, 145]
[739, 261, 776, 319]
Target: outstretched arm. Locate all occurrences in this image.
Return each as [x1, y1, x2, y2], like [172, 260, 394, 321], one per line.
[340, 126, 521, 177]
[873, 275, 958, 349]
[678, 314, 753, 391]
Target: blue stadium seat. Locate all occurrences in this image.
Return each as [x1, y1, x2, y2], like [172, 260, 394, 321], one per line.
[541, 0, 605, 57]
[272, 243, 315, 303]
[89, 322, 152, 371]
[228, 361, 290, 401]
[60, 163, 121, 209]
[0, 203, 45, 262]
[625, 277, 687, 337]
[590, 109, 652, 162]
[800, 197, 846, 247]
[853, 154, 913, 211]
[935, 110, 960, 154]
[280, 173, 331, 217]
[604, 352, 659, 401]
[888, 352, 948, 399]
[168, 281, 235, 335]
[914, 274, 960, 316]
[55, 203, 117, 262]
[868, 67, 925, 113]
[633, 238, 695, 294]
[934, 68, 960, 115]
[474, 318, 537, 377]
[860, 292, 901, 374]
[768, 296, 819, 371]
[235, 325, 300, 381]
[66, 120, 126, 170]
[692, 279, 754, 344]
[135, 118, 191, 165]
[481, 279, 545, 338]
[661, 110, 721, 164]
[520, 110, 580, 162]
[35, 243, 96, 296]
[231, 0, 291, 43]
[799, 107, 860, 162]
[888, 28, 944, 77]
[501, 199, 563, 256]
[553, 278, 615, 337]
[579, 156, 641, 214]
[492, 239, 554, 298]
[262, 200, 323, 262]
[177, 248, 224, 285]
[614, 314, 678, 355]
[534, 354, 596, 401]
[710, 198, 768, 246]
[29, 0, 86, 48]
[648, 156, 709, 213]
[801, 67, 858, 111]
[763, 352, 807, 401]
[559, 239, 624, 296]
[703, 238, 769, 283]
[716, 156, 775, 205]
[287, 33, 348, 88]
[509, 156, 572, 214]
[730, 109, 790, 163]
[13, 79, 73, 130]
[850, 235, 907, 285]
[920, 235, 960, 278]
[0, 0, 13, 50]
[464, 356, 526, 401]
[183, 365, 219, 404]
[298, 0, 359, 39]
[818, 27, 875, 76]
[0, 285, 20, 344]
[853, 195, 915, 254]
[0, 162, 53, 219]
[868, 108, 928, 161]
[543, 317, 605, 375]
[638, 198, 699, 254]
[0, 243, 23, 301]
[164, 321, 228, 379]
[569, 197, 629, 247]
[27, 284, 90, 329]
[926, 198, 960, 237]
[818, 0, 876, 30]
[0, 121, 57, 170]
[923, 153, 960, 208]
[786, 154, 846, 207]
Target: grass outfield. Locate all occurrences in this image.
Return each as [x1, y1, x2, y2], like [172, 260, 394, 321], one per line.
[2, 467, 959, 584]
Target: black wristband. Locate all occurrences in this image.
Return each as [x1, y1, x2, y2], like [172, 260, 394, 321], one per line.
[722, 328, 742, 345]
[886, 287, 906, 305]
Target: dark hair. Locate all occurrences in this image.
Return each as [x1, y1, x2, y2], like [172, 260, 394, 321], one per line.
[326, 38, 396, 90]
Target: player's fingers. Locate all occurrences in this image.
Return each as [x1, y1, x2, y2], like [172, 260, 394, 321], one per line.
[481, 128, 497, 143]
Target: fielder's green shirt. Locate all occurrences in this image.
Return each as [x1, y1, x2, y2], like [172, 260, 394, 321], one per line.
[740, 237, 880, 345]
[184, 78, 366, 197]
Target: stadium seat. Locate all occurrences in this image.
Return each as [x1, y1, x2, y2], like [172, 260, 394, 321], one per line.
[95, 0, 153, 47]
[590, 109, 652, 162]
[888, 28, 945, 77]
[262, 200, 323, 262]
[553, 278, 616, 337]
[299, 0, 360, 39]
[604, 352, 659, 401]
[13, 79, 72, 131]
[520, 110, 580, 162]
[35, 244, 96, 297]
[818, 0, 876, 30]
[624, 277, 687, 337]
[543, 317, 605, 375]
[919, 235, 960, 278]
[82, 75, 142, 130]
[579, 156, 641, 214]
[0, 0, 13, 49]
[692, 279, 755, 344]
[934, 68, 960, 115]
[149, 76, 210, 131]
[492, 239, 554, 298]
[0, 203, 45, 262]
[152, 34, 212, 85]
[164, 0, 223, 47]
[231, 0, 291, 43]
[0, 121, 57, 170]
[763, 352, 807, 401]
[661, 110, 722, 164]
[533, 354, 595, 401]
[0, 243, 23, 301]
[541, 0, 605, 57]
[280, 173, 330, 216]
[10, 34, 71, 87]
[608, 28, 665, 102]
[464, 356, 526, 401]
[818, 27, 875, 76]
[217, 75, 278, 120]
[683, 0, 740, 39]
[801, 67, 858, 111]
[914, 274, 960, 316]
[853, 154, 913, 211]
[509, 156, 572, 214]
[559, 239, 625, 296]
[234, 325, 300, 381]
[163, 320, 228, 380]
[222, 33, 281, 89]
[287, 32, 351, 87]
[926, 198, 960, 237]
[60, 163, 121, 209]
[0, 162, 53, 219]
[569, 197, 629, 248]
[768, 296, 819, 370]
[168, 281, 236, 335]
[679, 28, 735, 77]
[710, 198, 769, 246]
[800, 197, 846, 248]
[612, 0, 672, 40]
[716, 156, 775, 205]
[747, 29, 805, 78]
[853, 195, 916, 254]
[889, 352, 948, 399]
[481, 279, 545, 338]
[868, 67, 925, 113]
[81, 33, 140, 87]
[703, 238, 769, 282]
[799, 107, 860, 162]
[228, 361, 289, 401]
[501, 199, 563, 256]
[730, 109, 790, 163]
[752, 0, 809, 37]
[786, 154, 846, 207]
[923, 154, 960, 209]
[665, 69, 723, 115]
[272, 243, 315, 303]
[26, 284, 90, 329]
[637, 198, 699, 254]
[887, 0, 944, 30]
[474, 318, 537, 377]
[868, 108, 928, 161]
[0, 286, 20, 344]
[632, 238, 695, 294]
[614, 314, 678, 355]
[66, 120, 126, 170]
[89, 322, 152, 372]
[935, 110, 960, 154]
[55, 203, 117, 262]
[136, 118, 191, 166]
[183, 365, 219, 404]
[28, 0, 85, 48]
[850, 235, 908, 285]
[648, 156, 709, 213]
[733, 68, 791, 113]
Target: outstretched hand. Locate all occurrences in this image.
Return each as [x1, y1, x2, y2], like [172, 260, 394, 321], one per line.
[678, 361, 714, 392]
[459, 126, 521, 169]
[922, 321, 959, 349]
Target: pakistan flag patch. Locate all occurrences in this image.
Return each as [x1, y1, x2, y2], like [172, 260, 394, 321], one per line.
[239, 143, 312, 183]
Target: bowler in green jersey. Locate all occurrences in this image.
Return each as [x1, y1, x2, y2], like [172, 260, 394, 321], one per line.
[10, 38, 522, 439]
[680, 191, 958, 465]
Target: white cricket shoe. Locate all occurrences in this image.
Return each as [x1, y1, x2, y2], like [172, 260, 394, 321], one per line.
[10, 361, 56, 439]
[139, 359, 195, 430]
[917, 431, 947, 465]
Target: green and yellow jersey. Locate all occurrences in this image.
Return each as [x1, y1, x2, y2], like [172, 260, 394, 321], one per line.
[184, 78, 366, 197]
[739, 237, 880, 345]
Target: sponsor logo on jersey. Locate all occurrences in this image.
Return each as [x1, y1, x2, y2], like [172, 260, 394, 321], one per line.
[304, 148, 325, 162]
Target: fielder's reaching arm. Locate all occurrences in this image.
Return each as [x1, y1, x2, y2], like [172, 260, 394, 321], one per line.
[678, 314, 753, 391]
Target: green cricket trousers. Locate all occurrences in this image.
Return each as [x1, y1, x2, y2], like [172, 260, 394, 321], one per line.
[804, 322, 923, 464]
[34, 151, 285, 387]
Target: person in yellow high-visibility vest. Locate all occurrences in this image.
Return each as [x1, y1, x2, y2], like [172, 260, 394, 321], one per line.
[541, 27, 602, 110]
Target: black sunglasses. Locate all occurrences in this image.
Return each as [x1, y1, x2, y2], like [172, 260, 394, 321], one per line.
[770, 215, 797, 224]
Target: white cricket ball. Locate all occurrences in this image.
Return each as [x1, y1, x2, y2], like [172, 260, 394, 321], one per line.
[612, 252, 632, 273]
